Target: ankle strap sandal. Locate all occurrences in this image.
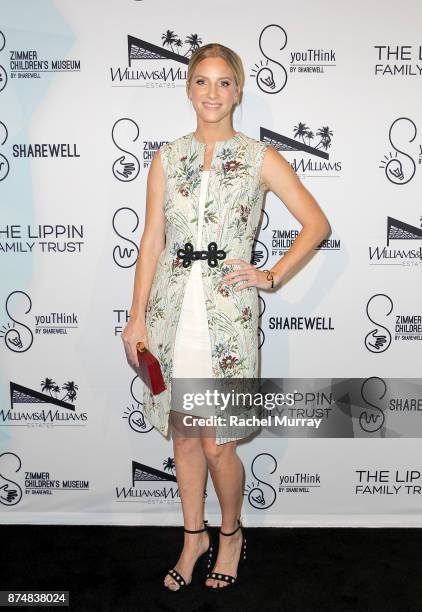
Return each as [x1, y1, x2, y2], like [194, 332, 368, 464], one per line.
[206, 518, 247, 588]
[165, 519, 214, 590]
[184, 519, 209, 534]
[219, 518, 242, 536]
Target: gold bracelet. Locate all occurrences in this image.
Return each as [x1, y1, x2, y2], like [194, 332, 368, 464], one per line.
[262, 269, 274, 289]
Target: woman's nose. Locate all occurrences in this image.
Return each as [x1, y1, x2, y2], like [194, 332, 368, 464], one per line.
[208, 85, 218, 98]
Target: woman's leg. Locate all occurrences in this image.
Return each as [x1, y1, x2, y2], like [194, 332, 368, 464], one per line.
[201, 436, 245, 588]
[164, 410, 210, 591]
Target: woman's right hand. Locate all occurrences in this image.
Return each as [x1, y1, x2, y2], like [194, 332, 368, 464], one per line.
[121, 316, 149, 372]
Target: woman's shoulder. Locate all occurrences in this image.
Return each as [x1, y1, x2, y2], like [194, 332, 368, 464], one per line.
[159, 132, 191, 150]
[157, 133, 191, 162]
[238, 131, 268, 148]
[236, 132, 269, 167]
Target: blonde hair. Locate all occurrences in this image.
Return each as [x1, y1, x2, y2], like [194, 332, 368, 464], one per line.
[186, 43, 244, 104]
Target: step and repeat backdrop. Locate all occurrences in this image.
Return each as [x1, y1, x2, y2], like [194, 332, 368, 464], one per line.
[1, 0, 421, 526]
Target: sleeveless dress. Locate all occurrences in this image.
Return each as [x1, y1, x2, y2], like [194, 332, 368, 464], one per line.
[143, 131, 269, 444]
[171, 170, 213, 415]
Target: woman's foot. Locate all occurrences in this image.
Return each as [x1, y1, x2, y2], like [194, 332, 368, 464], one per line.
[205, 524, 243, 588]
[164, 530, 210, 591]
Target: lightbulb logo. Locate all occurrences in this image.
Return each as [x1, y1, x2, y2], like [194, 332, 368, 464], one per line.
[0, 120, 10, 181]
[112, 207, 140, 268]
[0, 452, 23, 507]
[244, 453, 277, 510]
[364, 294, 393, 354]
[250, 25, 288, 94]
[250, 25, 336, 95]
[122, 375, 154, 434]
[0, 291, 34, 353]
[0, 31, 7, 94]
[112, 118, 140, 182]
[379, 117, 418, 185]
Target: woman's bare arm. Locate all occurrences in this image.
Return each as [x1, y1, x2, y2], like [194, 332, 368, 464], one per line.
[260, 145, 331, 287]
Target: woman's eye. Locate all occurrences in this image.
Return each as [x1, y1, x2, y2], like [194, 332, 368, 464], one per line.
[194, 79, 231, 86]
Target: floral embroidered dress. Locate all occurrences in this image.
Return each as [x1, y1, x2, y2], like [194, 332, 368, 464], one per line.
[143, 131, 268, 445]
[171, 170, 214, 410]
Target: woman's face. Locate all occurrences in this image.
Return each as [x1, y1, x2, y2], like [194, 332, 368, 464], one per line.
[187, 57, 239, 126]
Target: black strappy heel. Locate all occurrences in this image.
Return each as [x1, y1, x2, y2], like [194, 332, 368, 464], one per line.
[205, 517, 247, 588]
[165, 519, 214, 590]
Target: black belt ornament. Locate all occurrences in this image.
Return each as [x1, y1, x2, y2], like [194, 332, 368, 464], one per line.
[177, 241, 226, 268]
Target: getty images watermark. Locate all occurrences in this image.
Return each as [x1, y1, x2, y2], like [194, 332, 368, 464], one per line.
[179, 386, 314, 428]
[170, 377, 422, 439]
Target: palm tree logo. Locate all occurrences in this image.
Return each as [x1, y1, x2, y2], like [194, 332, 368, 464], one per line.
[293, 122, 333, 151]
[40, 377, 78, 403]
[161, 31, 202, 57]
[162, 457, 176, 475]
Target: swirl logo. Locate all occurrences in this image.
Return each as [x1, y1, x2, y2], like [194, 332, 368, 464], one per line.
[0, 452, 23, 507]
[0, 121, 10, 181]
[358, 377, 387, 434]
[258, 295, 266, 350]
[379, 117, 417, 185]
[112, 207, 140, 268]
[364, 294, 393, 353]
[250, 25, 288, 94]
[0, 291, 34, 352]
[244, 453, 277, 510]
[0, 31, 7, 94]
[112, 118, 140, 182]
[251, 239, 268, 268]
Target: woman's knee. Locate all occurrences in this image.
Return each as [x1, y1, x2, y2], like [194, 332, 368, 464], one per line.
[170, 411, 201, 447]
[173, 434, 202, 453]
[201, 438, 236, 469]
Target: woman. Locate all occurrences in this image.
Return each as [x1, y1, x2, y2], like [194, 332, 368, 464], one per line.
[122, 43, 330, 591]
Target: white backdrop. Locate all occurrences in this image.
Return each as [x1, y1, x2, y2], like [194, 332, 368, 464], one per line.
[1, 0, 422, 526]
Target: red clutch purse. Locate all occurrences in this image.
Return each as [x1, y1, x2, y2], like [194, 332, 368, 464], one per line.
[135, 340, 166, 395]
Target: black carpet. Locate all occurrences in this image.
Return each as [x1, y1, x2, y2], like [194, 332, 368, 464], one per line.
[1, 525, 421, 611]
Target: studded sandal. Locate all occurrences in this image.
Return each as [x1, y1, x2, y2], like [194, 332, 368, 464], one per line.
[205, 518, 247, 589]
[165, 519, 214, 590]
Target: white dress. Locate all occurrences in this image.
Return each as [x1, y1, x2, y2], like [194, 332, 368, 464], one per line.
[171, 171, 213, 413]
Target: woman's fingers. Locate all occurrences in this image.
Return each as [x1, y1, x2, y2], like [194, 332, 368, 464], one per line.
[132, 336, 149, 368]
[225, 267, 273, 291]
[121, 321, 149, 370]
[227, 271, 252, 280]
[123, 342, 138, 370]
[224, 259, 254, 281]
[234, 280, 253, 290]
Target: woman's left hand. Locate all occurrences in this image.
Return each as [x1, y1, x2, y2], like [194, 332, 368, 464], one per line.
[223, 259, 279, 291]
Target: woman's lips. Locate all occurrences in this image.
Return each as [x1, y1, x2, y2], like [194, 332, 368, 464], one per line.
[203, 102, 222, 110]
